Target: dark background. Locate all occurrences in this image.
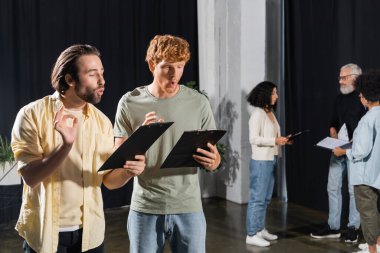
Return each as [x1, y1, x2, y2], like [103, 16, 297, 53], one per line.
[285, 0, 380, 216]
[2, 0, 380, 224]
[0, 0, 198, 222]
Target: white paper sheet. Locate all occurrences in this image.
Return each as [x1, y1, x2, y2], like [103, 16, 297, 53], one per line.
[316, 137, 350, 150]
[338, 123, 349, 141]
[0, 162, 21, 185]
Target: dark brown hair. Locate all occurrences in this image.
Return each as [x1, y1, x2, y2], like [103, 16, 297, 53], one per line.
[51, 44, 100, 94]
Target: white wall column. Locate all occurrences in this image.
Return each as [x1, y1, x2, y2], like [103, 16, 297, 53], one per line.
[198, 0, 266, 203]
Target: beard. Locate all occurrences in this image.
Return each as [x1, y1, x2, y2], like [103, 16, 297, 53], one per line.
[75, 83, 103, 104]
[340, 84, 355, 95]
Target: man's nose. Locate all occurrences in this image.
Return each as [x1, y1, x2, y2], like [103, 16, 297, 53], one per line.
[168, 67, 176, 77]
[99, 74, 105, 85]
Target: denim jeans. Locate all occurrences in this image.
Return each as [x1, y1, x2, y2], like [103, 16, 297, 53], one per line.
[327, 155, 360, 230]
[127, 210, 206, 253]
[22, 229, 104, 253]
[246, 158, 276, 236]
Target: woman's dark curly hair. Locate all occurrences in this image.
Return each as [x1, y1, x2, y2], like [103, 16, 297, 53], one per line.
[247, 81, 277, 111]
[355, 70, 380, 102]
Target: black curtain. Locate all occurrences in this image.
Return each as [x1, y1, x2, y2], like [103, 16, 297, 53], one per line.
[285, 0, 380, 212]
[0, 0, 198, 219]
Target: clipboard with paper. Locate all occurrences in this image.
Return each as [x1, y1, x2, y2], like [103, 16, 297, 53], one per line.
[316, 137, 351, 150]
[160, 129, 226, 168]
[315, 123, 352, 150]
[98, 122, 173, 171]
[287, 129, 310, 140]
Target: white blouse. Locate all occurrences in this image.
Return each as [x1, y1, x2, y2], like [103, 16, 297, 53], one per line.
[249, 107, 281, 160]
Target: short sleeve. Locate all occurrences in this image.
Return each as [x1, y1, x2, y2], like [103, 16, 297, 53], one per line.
[114, 95, 133, 137]
[200, 95, 216, 130]
[11, 107, 43, 170]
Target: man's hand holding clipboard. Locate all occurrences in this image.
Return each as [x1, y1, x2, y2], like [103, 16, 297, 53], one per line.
[99, 122, 173, 172]
[161, 129, 226, 170]
[193, 142, 221, 171]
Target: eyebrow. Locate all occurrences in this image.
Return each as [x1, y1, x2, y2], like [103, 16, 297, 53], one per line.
[162, 62, 184, 66]
[86, 68, 104, 73]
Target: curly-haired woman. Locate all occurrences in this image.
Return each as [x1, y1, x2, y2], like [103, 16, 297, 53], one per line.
[245, 81, 290, 247]
[333, 70, 380, 253]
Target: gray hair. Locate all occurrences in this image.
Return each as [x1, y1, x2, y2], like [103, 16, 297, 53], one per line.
[340, 63, 362, 75]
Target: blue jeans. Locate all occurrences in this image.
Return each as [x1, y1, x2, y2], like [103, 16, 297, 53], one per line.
[127, 210, 206, 253]
[327, 155, 360, 230]
[246, 158, 276, 236]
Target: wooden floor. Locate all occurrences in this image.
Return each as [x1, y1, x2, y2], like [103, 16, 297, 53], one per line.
[0, 198, 364, 253]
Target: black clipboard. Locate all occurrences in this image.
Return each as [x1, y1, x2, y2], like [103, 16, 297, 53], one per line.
[160, 129, 226, 168]
[339, 142, 353, 149]
[287, 129, 310, 140]
[98, 122, 173, 171]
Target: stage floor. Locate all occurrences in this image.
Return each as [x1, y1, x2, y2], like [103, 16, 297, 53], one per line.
[0, 198, 363, 253]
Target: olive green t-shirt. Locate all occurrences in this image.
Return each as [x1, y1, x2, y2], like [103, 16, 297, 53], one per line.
[114, 85, 216, 214]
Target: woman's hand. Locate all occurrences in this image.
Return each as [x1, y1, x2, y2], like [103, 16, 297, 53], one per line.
[285, 135, 294, 145]
[332, 147, 346, 157]
[275, 137, 289, 146]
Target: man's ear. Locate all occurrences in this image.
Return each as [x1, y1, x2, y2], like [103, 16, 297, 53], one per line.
[148, 60, 156, 73]
[64, 74, 75, 87]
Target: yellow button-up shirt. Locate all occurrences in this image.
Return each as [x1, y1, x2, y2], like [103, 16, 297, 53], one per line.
[11, 93, 114, 253]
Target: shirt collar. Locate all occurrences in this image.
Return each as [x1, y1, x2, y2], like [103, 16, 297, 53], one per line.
[369, 105, 380, 112]
[52, 91, 90, 117]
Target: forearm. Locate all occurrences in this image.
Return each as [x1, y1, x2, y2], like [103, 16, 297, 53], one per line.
[102, 169, 133, 190]
[21, 143, 73, 188]
[250, 136, 276, 146]
[103, 137, 140, 189]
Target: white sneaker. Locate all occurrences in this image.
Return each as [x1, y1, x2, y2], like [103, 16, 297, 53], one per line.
[359, 243, 368, 250]
[259, 228, 278, 241]
[357, 243, 380, 253]
[246, 234, 270, 247]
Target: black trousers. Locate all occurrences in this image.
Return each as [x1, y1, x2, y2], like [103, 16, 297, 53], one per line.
[23, 229, 104, 253]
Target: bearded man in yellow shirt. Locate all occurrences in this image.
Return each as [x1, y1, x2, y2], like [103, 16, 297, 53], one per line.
[11, 44, 145, 253]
